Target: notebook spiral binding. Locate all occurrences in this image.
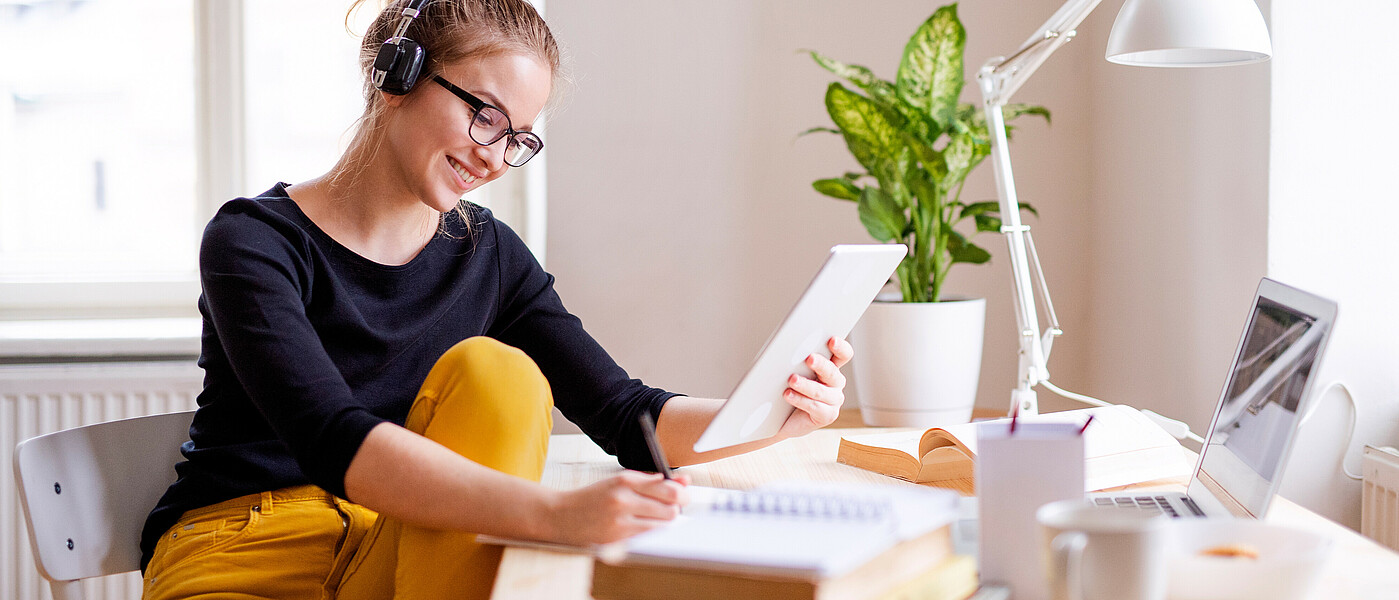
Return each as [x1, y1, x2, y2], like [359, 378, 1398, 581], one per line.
[710, 490, 891, 522]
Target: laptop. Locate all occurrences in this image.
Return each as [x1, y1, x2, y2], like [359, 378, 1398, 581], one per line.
[1090, 278, 1337, 518]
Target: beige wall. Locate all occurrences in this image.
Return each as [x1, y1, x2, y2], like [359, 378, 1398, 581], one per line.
[1079, 6, 1271, 431]
[544, 0, 1094, 414]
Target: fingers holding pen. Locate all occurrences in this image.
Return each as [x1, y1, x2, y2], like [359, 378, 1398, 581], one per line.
[610, 471, 686, 521]
[550, 471, 689, 545]
[634, 471, 691, 507]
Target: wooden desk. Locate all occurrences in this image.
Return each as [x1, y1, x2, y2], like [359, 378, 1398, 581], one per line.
[490, 428, 1399, 600]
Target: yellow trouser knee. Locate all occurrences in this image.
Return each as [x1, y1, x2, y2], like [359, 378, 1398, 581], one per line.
[338, 336, 555, 600]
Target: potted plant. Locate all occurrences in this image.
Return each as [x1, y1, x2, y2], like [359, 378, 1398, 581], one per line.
[806, 3, 1048, 426]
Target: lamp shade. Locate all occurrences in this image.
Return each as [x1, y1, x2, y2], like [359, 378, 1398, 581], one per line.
[1106, 0, 1272, 67]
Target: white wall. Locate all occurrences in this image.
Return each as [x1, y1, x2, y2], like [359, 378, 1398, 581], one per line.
[1269, 0, 1399, 529]
[545, 0, 1093, 413]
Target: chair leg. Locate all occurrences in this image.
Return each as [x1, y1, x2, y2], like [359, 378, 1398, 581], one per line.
[49, 580, 85, 600]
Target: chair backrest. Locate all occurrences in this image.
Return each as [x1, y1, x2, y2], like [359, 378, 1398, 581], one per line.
[13, 410, 194, 590]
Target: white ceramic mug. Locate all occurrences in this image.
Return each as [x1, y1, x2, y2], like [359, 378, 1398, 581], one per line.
[1036, 499, 1170, 600]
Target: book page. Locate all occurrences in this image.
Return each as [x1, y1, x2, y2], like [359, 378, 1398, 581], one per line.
[839, 429, 923, 459]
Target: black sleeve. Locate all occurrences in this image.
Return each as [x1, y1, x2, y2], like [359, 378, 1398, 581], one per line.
[485, 217, 678, 470]
[199, 201, 385, 497]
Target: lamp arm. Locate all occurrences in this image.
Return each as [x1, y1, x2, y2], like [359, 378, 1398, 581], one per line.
[985, 0, 1105, 105]
[977, 0, 1106, 417]
[979, 95, 1048, 416]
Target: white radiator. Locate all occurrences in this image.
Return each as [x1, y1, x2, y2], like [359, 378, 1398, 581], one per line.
[1362, 444, 1399, 553]
[2, 361, 202, 600]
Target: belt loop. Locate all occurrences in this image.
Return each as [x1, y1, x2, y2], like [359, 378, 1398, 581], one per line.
[259, 491, 274, 515]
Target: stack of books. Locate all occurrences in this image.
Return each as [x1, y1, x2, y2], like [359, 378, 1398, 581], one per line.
[589, 482, 976, 600]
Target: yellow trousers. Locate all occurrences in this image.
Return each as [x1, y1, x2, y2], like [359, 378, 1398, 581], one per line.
[143, 337, 554, 600]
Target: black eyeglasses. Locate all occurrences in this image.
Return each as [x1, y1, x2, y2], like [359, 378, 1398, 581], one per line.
[432, 76, 543, 167]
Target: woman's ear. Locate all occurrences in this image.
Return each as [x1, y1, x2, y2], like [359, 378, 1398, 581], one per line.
[380, 89, 406, 108]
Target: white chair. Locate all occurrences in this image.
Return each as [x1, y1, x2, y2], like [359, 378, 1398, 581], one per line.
[13, 410, 195, 600]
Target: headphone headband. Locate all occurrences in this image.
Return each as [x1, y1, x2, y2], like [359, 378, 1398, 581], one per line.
[372, 0, 433, 95]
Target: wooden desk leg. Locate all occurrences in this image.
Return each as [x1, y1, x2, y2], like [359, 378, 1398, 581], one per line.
[491, 547, 594, 600]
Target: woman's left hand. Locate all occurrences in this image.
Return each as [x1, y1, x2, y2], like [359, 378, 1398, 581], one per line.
[777, 337, 854, 439]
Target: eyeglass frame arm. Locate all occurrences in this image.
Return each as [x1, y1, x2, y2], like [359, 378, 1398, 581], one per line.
[977, 0, 1103, 417]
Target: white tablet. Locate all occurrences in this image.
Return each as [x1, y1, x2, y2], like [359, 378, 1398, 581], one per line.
[692, 244, 906, 452]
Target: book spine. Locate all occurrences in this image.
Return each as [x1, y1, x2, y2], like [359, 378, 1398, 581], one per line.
[591, 562, 818, 600]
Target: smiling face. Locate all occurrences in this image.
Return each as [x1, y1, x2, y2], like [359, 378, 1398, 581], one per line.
[380, 52, 552, 214]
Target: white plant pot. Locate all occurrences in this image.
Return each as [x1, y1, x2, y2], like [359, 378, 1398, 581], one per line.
[852, 297, 986, 427]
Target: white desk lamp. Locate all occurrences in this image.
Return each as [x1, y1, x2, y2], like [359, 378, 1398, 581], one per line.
[979, 0, 1271, 417]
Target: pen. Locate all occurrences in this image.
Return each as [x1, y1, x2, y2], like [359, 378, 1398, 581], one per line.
[1077, 415, 1095, 436]
[1009, 403, 1019, 435]
[638, 411, 674, 479]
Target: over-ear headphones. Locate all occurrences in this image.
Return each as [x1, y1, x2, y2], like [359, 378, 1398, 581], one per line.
[372, 0, 433, 95]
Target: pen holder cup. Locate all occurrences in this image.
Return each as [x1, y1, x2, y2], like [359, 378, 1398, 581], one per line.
[976, 422, 1085, 600]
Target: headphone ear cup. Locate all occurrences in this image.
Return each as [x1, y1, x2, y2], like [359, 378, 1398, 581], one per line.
[374, 38, 427, 95]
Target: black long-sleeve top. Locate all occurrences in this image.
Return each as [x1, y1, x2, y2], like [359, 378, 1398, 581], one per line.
[140, 183, 677, 568]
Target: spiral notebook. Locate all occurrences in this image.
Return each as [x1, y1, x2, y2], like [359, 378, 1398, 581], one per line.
[612, 482, 958, 580]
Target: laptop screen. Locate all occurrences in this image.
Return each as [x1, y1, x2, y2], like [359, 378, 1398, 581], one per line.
[1196, 290, 1332, 516]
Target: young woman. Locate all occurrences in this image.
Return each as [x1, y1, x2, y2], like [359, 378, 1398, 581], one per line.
[139, 1, 853, 598]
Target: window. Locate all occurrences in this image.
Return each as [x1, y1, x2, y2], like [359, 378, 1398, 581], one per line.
[0, 0, 546, 318]
[0, 0, 198, 287]
[243, 0, 371, 191]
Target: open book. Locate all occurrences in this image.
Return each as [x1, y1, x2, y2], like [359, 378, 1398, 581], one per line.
[590, 482, 963, 600]
[837, 405, 1191, 493]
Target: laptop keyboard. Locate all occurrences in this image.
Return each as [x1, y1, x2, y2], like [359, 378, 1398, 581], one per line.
[1093, 495, 1206, 518]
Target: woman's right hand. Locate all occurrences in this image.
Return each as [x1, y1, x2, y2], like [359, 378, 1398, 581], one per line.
[545, 471, 690, 545]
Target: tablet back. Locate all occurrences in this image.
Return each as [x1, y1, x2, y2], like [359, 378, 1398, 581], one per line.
[693, 244, 906, 453]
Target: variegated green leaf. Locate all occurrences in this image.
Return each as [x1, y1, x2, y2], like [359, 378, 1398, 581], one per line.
[798, 126, 841, 137]
[974, 214, 1002, 233]
[959, 201, 1000, 219]
[905, 166, 941, 213]
[1004, 104, 1051, 125]
[825, 83, 904, 182]
[896, 4, 965, 131]
[809, 50, 880, 91]
[948, 231, 992, 264]
[858, 187, 906, 242]
[812, 178, 861, 201]
[943, 130, 978, 188]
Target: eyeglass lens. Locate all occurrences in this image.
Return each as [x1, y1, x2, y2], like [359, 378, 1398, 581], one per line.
[467, 105, 541, 167]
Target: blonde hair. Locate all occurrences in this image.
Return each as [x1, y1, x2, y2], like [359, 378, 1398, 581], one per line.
[338, 0, 562, 230]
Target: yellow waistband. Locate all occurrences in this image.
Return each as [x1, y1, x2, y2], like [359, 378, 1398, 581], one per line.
[179, 484, 338, 519]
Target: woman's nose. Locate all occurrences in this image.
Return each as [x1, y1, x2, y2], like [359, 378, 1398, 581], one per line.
[474, 138, 507, 173]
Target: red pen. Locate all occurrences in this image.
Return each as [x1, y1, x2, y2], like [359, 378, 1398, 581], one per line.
[1009, 403, 1020, 435]
[1077, 414, 1095, 436]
